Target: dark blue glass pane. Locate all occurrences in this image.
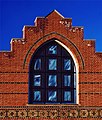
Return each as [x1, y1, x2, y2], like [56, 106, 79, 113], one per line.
[49, 45, 57, 54]
[48, 91, 57, 101]
[34, 91, 41, 101]
[64, 91, 71, 101]
[64, 75, 71, 86]
[48, 75, 57, 86]
[49, 59, 57, 70]
[64, 59, 71, 70]
[34, 59, 41, 70]
[34, 75, 41, 86]
[74, 89, 76, 103]
[74, 74, 76, 88]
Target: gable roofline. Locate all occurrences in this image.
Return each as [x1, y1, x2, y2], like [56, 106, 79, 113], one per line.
[45, 10, 64, 18]
[34, 17, 45, 23]
[34, 10, 64, 25]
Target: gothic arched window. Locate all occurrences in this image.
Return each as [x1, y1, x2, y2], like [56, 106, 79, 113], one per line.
[29, 40, 76, 104]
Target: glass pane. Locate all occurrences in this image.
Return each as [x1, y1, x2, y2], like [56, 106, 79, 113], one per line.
[74, 74, 76, 88]
[34, 91, 41, 101]
[64, 75, 71, 86]
[64, 59, 71, 70]
[48, 75, 57, 86]
[49, 59, 57, 70]
[34, 75, 41, 86]
[74, 89, 76, 103]
[74, 66, 76, 72]
[64, 91, 71, 101]
[34, 59, 41, 70]
[49, 45, 57, 54]
[48, 91, 57, 102]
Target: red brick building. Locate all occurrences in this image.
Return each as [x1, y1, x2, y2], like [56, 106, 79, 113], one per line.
[0, 10, 102, 119]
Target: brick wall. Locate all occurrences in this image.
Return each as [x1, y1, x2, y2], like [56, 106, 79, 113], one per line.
[0, 10, 102, 119]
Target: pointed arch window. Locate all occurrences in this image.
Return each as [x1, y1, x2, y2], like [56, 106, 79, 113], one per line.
[29, 40, 76, 104]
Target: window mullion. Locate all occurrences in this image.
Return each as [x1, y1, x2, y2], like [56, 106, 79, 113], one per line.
[29, 41, 76, 104]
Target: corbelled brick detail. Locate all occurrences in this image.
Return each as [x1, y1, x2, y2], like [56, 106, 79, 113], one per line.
[0, 10, 102, 119]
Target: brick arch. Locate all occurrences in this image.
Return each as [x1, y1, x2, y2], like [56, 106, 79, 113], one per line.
[23, 32, 84, 70]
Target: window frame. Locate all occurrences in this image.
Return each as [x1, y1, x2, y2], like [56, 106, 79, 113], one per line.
[29, 40, 76, 104]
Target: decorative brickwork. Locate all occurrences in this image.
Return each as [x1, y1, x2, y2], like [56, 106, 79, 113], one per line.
[0, 10, 102, 119]
[0, 106, 102, 119]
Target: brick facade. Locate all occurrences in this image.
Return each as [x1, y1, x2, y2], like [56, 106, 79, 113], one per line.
[0, 10, 102, 119]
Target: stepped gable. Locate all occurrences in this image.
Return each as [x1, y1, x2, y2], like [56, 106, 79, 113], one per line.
[0, 10, 102, 72]
[0, 10, 102, 119]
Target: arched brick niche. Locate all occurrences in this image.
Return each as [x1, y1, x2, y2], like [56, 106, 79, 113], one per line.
[28, 38, 80, 105]
[23, 32, 84, 71]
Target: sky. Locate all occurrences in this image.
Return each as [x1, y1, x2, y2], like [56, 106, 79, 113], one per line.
[0, 0, 102, 51]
